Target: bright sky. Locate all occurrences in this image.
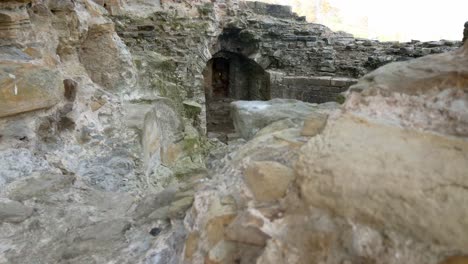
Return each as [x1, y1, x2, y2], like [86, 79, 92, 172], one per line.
[257, 0, 468, 42]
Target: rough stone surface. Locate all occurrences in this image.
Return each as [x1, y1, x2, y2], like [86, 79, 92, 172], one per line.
[231, 99, 338, 139]
[181, 40, 468, 264]
[0, 0, 466, 263]
[347, 41, 468, 137]
[0, 199, 33, 223]
[0, 63, 63, 117]
[244, 161, 295, 202]
[79, 22, 137, 91]
[297, 114, 468, 251]
[6, 172, 75, 202]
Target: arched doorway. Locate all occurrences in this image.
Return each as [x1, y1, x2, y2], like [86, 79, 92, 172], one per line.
[203, 51, 270, 140]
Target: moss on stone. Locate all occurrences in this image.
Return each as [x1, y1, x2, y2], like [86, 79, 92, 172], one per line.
[335, 94, 346, 104]
[197, 3, 214, 17]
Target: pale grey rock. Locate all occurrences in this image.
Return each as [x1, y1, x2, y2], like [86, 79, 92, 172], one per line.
[77, 152, 135, 192]
[0, 198, 33, 223]
[132, 188, 177, 221]
[6, 172, 75, 202]
[0, 148, 50, 190]
[231, 99, 338, 139]
[142, 98, 186, 191]
[123, 102, 153, 130]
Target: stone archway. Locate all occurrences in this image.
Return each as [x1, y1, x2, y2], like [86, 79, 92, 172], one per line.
[203, 51, 270, 140]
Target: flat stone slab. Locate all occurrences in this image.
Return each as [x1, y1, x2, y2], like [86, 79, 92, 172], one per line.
[231, 98, 339, 139]
[0, 62, 63, 118]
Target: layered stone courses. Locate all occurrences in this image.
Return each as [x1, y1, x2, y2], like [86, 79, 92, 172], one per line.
[114, 1, 460, 114]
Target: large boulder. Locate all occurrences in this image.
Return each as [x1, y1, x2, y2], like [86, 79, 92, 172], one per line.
[231, 99, 338, 139]
[0, 62, 63, 117]
[347, 41, 468, 137]
[296, 114, 468, 252]
[296, 43, 468, 252]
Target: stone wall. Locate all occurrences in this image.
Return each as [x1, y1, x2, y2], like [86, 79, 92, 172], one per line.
[114, 0, 462, 117]
[0, 0, 466, 263]
[270, 75, 356, 103]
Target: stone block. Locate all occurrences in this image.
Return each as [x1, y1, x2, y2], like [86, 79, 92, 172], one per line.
[231, 99, 324, 139]
[283, 76, 332, 87]
[301, 113, 328, 137]
[0, 62, 63, 118]
[330, 77, 358, 87]
[244, 161, 295, 202]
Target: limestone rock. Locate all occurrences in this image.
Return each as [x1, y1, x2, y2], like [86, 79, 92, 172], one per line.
[225, 212, 270, 246]
[347, 42, 468, 137]
[349, 42, 468, 96]
[0, 148, 51, 189]
[244, 161, 295, 202]
[142, 98, 185, 188]
[0, 1, 465, 264]
[205, 214, 237, 248]
[206, 240, 237, 264]
[0, 62, 64, 117]
[254, 118, 301, 138]
[0, 198, 33, 223]
[300, 112, 328, 137]
[231, 99, 338, 139]
[76, 152, 135, 192]
[142, 99, 183, 165]
[6, 172, 75, 202]
[296, 114, 468, 252]
[0, 5, 32, 46]
[79, 22, 137, 91]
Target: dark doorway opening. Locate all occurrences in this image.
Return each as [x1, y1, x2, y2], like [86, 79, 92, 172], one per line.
[212, 57, 230, 98]
[203, 51, 270, 141]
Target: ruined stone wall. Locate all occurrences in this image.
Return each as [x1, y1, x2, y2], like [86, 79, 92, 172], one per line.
[0, 0, 467, 263]
[114, 0, 461, 108]
[226, 1, 461, 102]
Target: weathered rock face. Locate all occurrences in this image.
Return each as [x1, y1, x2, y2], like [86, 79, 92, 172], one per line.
[79, 22, 137, 91]
[244, 161, 295, 202]
[183, 102, 458, 264]
[231, 98, 337, 139]
[0, 2, 33, 46]
[0, 0, 466, 263]
[114, 0, 460, 133]
[181, 31, 468, 264]
[297, 114, 468, 251]
[293, 41, 468, 254]
[0, 62, 63, 117]
[347, 41, 468, 137]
